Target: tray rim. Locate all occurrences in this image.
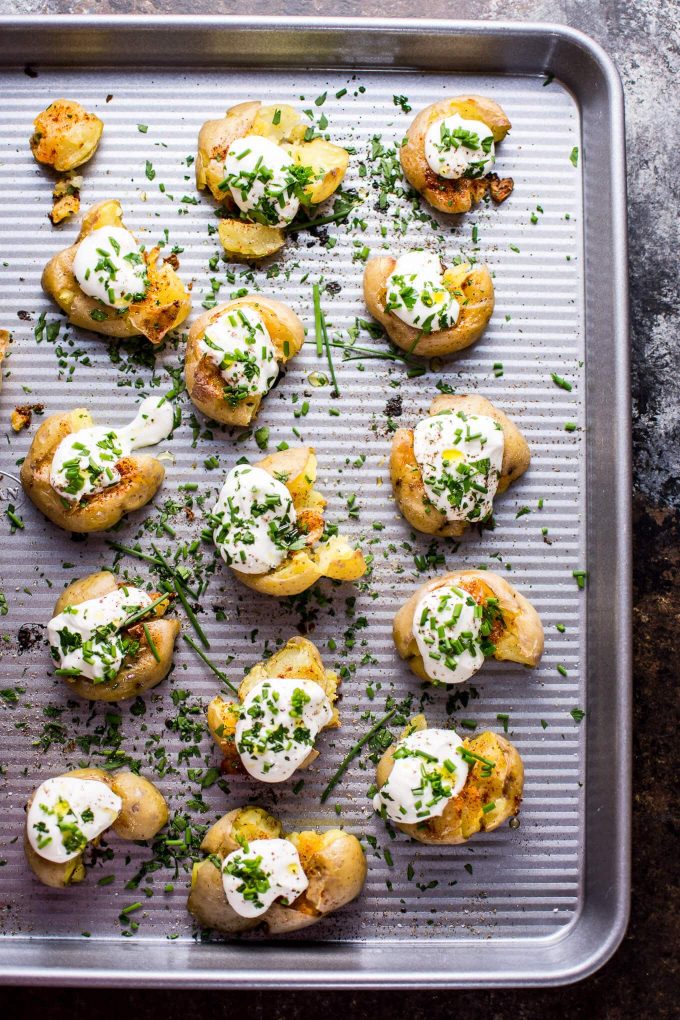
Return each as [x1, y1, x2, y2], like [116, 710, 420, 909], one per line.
[0, 13, 631, 990]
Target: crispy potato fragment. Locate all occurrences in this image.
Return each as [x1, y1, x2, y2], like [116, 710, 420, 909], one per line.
[30, 99, 103, 172]
[50, 174, 83, 224]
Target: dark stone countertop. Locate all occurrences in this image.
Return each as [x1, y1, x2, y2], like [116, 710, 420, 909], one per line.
[2, 1, 679, 1017]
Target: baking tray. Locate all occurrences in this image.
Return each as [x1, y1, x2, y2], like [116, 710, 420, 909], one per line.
[0, 16, 630, 988]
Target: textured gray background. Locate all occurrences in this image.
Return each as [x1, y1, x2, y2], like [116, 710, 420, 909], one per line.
[2, 1, 679, 1017]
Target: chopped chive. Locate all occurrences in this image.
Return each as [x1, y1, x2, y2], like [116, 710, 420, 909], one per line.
[572, 569, 588, 590]
[556, 663, 568, 677]
[551, 372, 573, 391]
[482, 802, 496, 814]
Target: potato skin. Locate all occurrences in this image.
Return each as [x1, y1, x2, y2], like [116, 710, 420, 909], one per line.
[229, 446, 367, 596]
[363, 256, 494, 358]
[187, 807, 367, 935]
[376, 728, 524, 844]
[393, 569, 544, 683]
[207, 636, 340, 775]
[390, 393, 530, 536]
[20, 408, 167, 533]
[51, 571, 179, 702]
[41, 199, 191, 343]
[30, 99, 103, 172]
[400, 95, 513, 214]
[185, 296, 304, 426]
[24, 768, 168, 887]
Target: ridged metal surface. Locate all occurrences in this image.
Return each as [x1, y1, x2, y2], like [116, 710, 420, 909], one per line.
[0, 64, 587, 951]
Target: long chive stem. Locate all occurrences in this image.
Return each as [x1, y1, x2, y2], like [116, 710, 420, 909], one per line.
[142, 622, 161, 663]
[288, 208, 352, 233]
[150, 542, 200, 600]
[312, 282, 324, 357]
[151, 546, 210, 650]
[182, 634, 237, 692]
[321, 306, 340, 398]
[320, 707, 398, 803]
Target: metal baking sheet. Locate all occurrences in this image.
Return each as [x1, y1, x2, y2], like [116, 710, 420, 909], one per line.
[0, 16, 630, 988]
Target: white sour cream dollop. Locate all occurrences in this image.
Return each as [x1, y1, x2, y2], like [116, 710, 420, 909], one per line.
[424, 114, 496, 180]
[236, 677, 333, 782]
[385, 251, 459, 333]
[413, 583, 493, 685]
[26, 776, 122, 863]
[373, 728, 469, 824]
[73, 225, 148, 309]
[211, 463, 301, 574]
[50, 396, 175, 504]
[48, 585, 153, 683]
[222, 837, 309, 918]
[413, 410, 504, 523]
[223, 135, 300, 228]
[200, 306, 278, 405]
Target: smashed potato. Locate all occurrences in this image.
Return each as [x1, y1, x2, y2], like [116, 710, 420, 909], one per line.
[375, 718, 524, 845]
[390, 393, 530, 536]
[185, 295, 304, 426]
[229, 446, 367, 597]
[24, 767, 168, 888]
[41, 199, 191, 343]
[393, 569, 544, 684]
[400, 95, 514, 214]
[30, 99, 103, 172]
[187, 806, 367, 934]
[207, 636, 340, 775]
[20, 408, 167, 533]
[50, 571, 179, 702]
[363, 256, 494, 358]
[196, 101, 349, 260]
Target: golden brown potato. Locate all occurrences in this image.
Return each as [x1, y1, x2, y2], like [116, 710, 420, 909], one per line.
[393, 569, 544, 684]
[24, 767, 168, 888]
[187, 806, 367, 934]
[207, 636, 340, 775]
[390, 393, 530, 537]
[41, 199, 191, 343]
[20, 408, 168, 533]
[375, 723, 524, 844]
[185, 296, 304, 426]
[363, 256, 494, 358]
[400, 95, 513, 214]
[51, 571, 179, 702]
[230, 446, 367, 597]
[30, 99, 103, 172]
[197, 101, 349, 259]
